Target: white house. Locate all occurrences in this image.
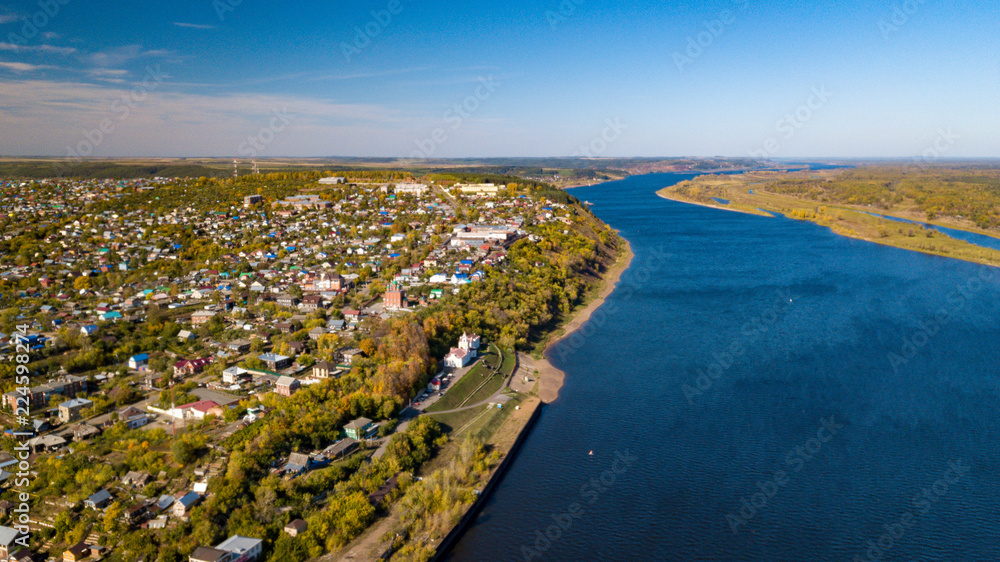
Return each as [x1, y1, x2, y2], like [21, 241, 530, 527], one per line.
[444, 347, 471, 368]
[456, 183, 499, 194]
[128, 353, 149, 370]
[118, 405, 150, 429]
[394, 182, 428, 195]
[216, 535, 263, 561]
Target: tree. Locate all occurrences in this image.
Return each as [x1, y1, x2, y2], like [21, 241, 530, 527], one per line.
[269, 534, 310, 562]
[359, 338, 376, 358]
[104, 501, 124, 533]
[171, 436, 198, 464]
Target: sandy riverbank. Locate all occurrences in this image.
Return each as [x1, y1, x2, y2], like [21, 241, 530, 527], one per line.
[655, 190, 771, 216]
[536, 239, 634, 403]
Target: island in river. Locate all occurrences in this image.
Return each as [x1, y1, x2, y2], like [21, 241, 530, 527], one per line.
[657, 165, 1000, 268]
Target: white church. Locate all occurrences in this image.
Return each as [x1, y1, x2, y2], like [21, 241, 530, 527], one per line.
[444, 332, 482, 368]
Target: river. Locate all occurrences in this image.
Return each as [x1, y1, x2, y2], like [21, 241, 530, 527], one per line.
[446, 171, 1000, 561]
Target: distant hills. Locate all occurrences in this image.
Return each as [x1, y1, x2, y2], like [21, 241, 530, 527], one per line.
[0, 156, 768, 180]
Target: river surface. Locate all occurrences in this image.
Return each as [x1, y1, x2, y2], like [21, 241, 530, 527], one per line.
[447, 172, 1000, 561]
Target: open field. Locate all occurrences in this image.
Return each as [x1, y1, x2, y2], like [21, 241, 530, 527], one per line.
[429, 406, 486, 433]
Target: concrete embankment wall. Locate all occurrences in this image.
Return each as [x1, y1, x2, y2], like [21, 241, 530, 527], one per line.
[431, 399, 544, 560]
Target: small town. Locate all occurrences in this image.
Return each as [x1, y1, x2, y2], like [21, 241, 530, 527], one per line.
[0, 170, 622, 561]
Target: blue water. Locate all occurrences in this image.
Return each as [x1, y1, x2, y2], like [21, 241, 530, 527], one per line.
[447, 172, 1000, 561]
[863, 212, 1000, 252]
[712, 197, 730, 205]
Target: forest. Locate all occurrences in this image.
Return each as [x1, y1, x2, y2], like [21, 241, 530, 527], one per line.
[760, 166, 1000, 230]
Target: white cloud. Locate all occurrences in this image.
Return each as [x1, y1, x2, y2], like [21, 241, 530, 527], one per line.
[172, 22, 215, 30]
[0, 61, 54, 72]
[0, 12, 18, 24]
[88, 68, 129, 77]
[0, 42, 77, 55]
[0, 79, 410, 157]
[80, 45, 174, 68]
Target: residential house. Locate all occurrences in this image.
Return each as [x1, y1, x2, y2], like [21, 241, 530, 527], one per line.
[322, 438, 358, 461]
[275, 376, 300, 397]
[300, 294, 324, 311]
[368, 474, 401, 506]
[169, 400, 223, 420]
[58, 397, 93, 423]
[64, 541, 90, 562]
[284, 519, 308, 537]
[284, 452, 310, 475]
[312, 360, 340, 379]
[191, 310, 217, 325]
[258, 353, 291, 370]
[142, 371, 166, 390]
[85, 488, 112, 510]
[344, 417, 374, 440]
[173, 491, 201, 517]
[121, 470, 151, 488]
[71, 423, 101, 441]
[0, 525, 27, 559]
[26, 434, 67, 453]
[128, 353, 149, 370]
[338, 347, 363, 365]
[227, 339, 252, 353]
[123, 503, 149, 526]
[189, 546, 230, 562]
[33, 418, 51, 433]
[173, 357, 213, 377]
[118, 405, 150, 429]
[222, 366, 251, 385]
[215, 535, 263, 562]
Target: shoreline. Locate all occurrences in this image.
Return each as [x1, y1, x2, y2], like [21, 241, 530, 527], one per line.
[657, 189, 1000, 269]
[655, 190, 771, 215]
[425, 238, 634, 559]
[536, 238, 634, 403]
[556, 167, 770, 191]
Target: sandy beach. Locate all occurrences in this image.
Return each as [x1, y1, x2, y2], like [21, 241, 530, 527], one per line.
[536, 239, 634, 402]
[655, 189, 772, 216]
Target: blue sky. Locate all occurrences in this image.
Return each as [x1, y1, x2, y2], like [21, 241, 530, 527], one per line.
[1, 0, 998, 158]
